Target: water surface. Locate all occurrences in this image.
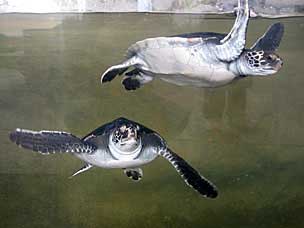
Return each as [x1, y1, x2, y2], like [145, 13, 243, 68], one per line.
[0, 13, 303, 228]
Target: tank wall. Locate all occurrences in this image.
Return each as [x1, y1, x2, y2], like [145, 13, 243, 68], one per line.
[0, 0, 303, 16]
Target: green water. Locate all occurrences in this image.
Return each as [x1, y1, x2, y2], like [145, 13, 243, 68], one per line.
[0, 13, 303, 228]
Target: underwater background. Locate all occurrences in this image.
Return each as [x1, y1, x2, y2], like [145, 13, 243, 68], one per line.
[0, 13, 304, 228]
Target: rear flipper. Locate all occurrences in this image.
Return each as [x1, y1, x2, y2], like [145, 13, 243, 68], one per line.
[122, 70, 153, 91]
[101, 56, 140, 84]
[9, 128, 97, 154]
[70, 163, 93, 178]
[123, 168, 143, 182]
[101, 67, 128, 83]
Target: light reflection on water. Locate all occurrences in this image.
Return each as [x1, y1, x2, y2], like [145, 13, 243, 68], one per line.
[0, 13, 303, 228]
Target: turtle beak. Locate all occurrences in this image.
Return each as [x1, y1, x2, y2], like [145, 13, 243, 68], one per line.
[274, 58, 283, 71]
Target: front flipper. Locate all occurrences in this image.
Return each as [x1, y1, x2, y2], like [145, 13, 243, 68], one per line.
[10, 128, 97, 154]
[123, 168, 143, 182]
[214, 0, 249, 62]
[159, 148, 218, 198]
[251, 23, 284, 52]
[70, 163, 93, 178]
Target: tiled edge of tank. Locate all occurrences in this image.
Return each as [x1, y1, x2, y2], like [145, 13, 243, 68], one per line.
[0, 0, 303, 17]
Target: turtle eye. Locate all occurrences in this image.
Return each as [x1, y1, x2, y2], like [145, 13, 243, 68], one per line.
[267, 55, 277, 61]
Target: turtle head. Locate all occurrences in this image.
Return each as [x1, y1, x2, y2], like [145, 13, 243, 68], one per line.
[241, 50, 283, 76]
[237, 22, 284, 77]
[111, 123, 141, 153]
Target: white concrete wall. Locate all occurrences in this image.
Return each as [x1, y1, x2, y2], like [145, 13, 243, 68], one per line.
[0, 0, 303, 16]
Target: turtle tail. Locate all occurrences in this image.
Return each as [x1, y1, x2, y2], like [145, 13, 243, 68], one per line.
[9, 128, 96, 155]
[100, 56, 140, 84]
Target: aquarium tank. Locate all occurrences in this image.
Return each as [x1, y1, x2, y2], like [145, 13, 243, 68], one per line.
[0, 1, 303, 228]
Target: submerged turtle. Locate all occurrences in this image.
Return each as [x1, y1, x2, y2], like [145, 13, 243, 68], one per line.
[9, 117, 218, 198]
[100, 0, 284, 90]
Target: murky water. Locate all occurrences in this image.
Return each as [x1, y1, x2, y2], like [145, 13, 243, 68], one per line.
[0, 13, 303, 228]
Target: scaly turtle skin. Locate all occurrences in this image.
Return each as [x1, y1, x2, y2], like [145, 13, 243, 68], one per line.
[9, 117, 218, 198]
[100, 0, 284, 91]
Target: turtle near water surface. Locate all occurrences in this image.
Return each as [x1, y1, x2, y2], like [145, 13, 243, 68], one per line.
[100, 0, 284, 90]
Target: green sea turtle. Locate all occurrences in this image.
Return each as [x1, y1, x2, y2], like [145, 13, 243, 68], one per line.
[9, 117, 218, 198]
[100, 0, 284, 90]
